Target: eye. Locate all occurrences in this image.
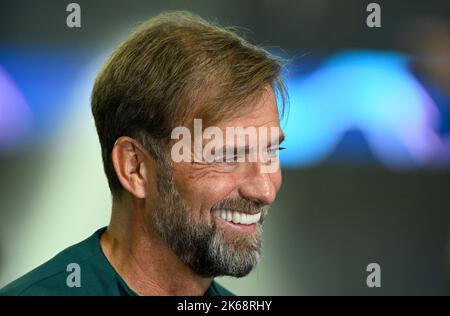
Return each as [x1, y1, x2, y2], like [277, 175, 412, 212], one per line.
[213, 154, 238, 165]
[224, 156, 238, 164]
[266, 146, 286, 157]
[224, 152, 246, 164]
[214, 150, 247, 165]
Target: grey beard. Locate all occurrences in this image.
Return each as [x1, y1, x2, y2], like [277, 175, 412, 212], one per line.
[150, 158, 268, 278]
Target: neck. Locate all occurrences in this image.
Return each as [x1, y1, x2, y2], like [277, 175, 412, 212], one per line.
[100, 195, 213, 296]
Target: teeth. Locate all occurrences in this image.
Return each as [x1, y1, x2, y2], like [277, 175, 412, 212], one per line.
[232, 211, 240, 224]
[240, 213, 247, 224]
[215, 210, 261, 225]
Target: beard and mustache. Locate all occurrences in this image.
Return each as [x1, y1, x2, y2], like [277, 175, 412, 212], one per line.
[150, 156, 269, 278]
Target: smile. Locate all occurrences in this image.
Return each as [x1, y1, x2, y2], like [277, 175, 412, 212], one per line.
[212, 209, 261, 225]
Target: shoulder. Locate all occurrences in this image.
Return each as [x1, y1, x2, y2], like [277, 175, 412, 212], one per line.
[0, 228, 107, 296]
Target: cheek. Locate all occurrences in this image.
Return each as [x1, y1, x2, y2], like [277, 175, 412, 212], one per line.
[195, 176, 239, 215]
[175, 171, 239, 216]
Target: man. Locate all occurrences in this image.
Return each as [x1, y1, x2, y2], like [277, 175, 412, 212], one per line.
[1, 11, 286, 296]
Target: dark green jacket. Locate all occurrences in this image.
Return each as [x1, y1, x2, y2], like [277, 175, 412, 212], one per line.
[0, 227, 233, 296]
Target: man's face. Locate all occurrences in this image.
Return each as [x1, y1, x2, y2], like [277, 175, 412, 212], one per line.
[149, 87, 283, 277]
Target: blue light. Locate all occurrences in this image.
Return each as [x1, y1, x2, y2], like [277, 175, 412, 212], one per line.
[280, 50, 447, 168]
[0, 46, 88, 142]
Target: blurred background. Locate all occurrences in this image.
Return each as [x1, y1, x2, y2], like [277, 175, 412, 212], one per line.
[1, 0, 450, 295]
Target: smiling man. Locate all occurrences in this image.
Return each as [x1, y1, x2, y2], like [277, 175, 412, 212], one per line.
[1, 11, 286, 296]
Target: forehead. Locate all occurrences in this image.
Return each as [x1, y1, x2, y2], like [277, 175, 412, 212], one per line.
[217, 87, 281, 130]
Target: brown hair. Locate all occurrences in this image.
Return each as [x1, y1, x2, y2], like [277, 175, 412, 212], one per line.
[91, 11, 287, 197]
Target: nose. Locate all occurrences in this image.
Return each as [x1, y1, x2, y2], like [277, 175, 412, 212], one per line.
[238, 162, 279, 205]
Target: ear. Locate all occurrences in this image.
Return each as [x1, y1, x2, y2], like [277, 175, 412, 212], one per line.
[111, 136, 149, 199]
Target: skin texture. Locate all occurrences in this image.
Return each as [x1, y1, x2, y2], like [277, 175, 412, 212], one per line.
[100, 86, 283, 295]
